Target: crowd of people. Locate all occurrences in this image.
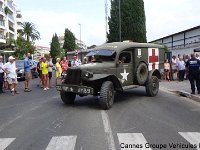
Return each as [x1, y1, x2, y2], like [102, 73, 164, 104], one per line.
[164, 53, 200, 94]
[0, 53, 82, 95]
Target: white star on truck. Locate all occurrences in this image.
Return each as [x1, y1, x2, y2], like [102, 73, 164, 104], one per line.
[120, 69, 129, 82]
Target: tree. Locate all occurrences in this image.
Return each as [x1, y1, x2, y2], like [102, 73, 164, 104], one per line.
[107, 0, 147, 43]
[50, 33, 61, 63]
[20, 22, 40, 42]
[63, 28, 76, 53]
[15, 36, 35, 59]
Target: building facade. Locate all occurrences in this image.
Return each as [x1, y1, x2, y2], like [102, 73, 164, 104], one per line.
[150, 26, 200, 56]
[58, 36, 87, 50]
[0, 0, 21, 46]
[33, 45, 50, 60]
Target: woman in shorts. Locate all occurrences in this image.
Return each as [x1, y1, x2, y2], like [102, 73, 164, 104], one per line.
[164, 59, 170, 81]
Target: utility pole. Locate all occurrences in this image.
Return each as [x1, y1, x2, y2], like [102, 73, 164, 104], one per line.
[78, 23, 82, 62]
[105, 0, 108, 42]
[119, 0, 121, 42]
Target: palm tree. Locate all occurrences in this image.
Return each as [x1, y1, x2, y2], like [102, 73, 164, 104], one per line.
[20, 22, 40, 42]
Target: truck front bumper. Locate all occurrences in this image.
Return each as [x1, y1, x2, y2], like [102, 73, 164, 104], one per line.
[56, 84, 94, 95]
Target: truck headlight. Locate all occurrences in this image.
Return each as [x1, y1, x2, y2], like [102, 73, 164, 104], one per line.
[83, 71, 93, 78]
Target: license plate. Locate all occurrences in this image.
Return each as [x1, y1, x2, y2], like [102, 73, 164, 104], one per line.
[56, 85, 93, 95]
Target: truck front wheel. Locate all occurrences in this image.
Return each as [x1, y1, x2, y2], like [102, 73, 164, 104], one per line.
[60, 91, 76, 104]
[146, 76, 159, 97]
[99, 81, 114, 109]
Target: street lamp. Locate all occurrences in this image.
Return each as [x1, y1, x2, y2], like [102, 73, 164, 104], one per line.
[119, 0, 121, 42]
[78, 23, 83, 62]
[78, 23, 82, 50]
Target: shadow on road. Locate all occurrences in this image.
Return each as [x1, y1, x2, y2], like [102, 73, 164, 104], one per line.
[54, 88, 148, 110]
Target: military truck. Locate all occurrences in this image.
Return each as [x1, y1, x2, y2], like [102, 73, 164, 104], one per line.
[56, 42, 165, 109]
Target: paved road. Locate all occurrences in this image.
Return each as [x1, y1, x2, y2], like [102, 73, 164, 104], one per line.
[0, 79, 200, 150]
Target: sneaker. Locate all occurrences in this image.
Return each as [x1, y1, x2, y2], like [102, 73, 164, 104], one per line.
[27, 88, 32, 91]
[191, 91, 195, 94]
[198, 91, 200, 94]
[43, 88, 47, 91]
[46, 87, 50, 90]
[24, 89, 30, 92]
[11, 91, 14, 96]
[15, 91, 20, 94]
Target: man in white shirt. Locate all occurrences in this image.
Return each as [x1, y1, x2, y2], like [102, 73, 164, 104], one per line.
[2, 56, 19, 96]
[71, 55, 81, 67]
[0, 55, 4, 93]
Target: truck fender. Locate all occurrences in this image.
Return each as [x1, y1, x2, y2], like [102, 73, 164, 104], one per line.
[88, 74, 123, 91]
[147, 69, 161, 80]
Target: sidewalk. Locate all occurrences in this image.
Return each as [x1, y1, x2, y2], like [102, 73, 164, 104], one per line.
[160, 79, 200, 102]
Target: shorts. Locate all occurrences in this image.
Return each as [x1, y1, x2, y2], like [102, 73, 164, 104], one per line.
[7, 77, 18, 84]
[164, 69, 170, 72]
[38, 70, 42, 78]
[48, 72, 52, 79]
[25, 72, 32, 80]
[172, 69, 177, 73]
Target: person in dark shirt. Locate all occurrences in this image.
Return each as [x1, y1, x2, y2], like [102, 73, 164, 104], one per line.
[186, 53, 200, 94]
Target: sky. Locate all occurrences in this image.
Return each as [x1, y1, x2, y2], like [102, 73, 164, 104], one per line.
[14, 0, 200, 48]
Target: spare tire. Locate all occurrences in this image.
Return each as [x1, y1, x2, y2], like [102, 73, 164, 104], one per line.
[135, 62, 148, 85]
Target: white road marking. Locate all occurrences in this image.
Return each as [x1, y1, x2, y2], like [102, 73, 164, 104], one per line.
[101, 110, 116, 150]
[117, 133, 152, 150]
[0, 115, 22, 133]
[179, 132, 200, 150]
[0, 138, 15, 150]
[45, 136, 77, 150]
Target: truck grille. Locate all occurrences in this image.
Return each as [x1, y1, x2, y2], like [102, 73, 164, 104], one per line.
[65, 68, 82, 85]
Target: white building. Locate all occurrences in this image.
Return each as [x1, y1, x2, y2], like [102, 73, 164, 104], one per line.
[58, 35, 87, 50]
[34, 45, 50, 60]
[150, 25, 200, 56]
[0, 0, 21, 45]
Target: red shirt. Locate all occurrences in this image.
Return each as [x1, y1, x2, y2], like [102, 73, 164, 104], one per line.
[60, 60, 68, 72]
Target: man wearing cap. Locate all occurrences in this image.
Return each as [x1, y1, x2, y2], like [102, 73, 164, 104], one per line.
[2, 56, 19, 95]
[0, 55, 4, 93]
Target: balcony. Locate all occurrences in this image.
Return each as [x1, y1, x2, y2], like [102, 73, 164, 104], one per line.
[0, 20, 5, 29]
[0, 0, 4, 4]
[0, 34, 6, 43]
[9, 26, 15, 32]
[8, 14, 14, 22]
[0, 7, 5, 16]
[7, 1, 14, 12]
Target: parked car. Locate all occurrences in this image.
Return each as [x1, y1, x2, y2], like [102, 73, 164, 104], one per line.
[15, 60, 25, 81]
[15, 60, 38, 81]
[30, 60, 38, 78]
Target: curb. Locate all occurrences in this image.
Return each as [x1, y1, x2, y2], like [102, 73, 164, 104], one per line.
[160, 87, 200, 103]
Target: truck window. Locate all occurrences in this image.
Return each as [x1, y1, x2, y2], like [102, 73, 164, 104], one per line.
[118, 52, 131, 64]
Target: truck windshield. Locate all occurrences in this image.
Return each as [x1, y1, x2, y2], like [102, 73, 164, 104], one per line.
[86, 49, 116, 63]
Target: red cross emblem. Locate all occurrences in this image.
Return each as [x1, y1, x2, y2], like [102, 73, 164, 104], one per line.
[148, 48, 159, 70]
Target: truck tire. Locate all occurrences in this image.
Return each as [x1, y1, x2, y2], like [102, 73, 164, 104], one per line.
[135, 62, 148, 85]
[146, 76, 159, 97]
[60, 91, 76, 104]
[99, 81, 114, 109]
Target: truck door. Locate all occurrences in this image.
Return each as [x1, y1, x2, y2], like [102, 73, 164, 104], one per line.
[117, 51, 133, 86]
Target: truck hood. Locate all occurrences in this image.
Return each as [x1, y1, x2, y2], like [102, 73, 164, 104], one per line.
[78, 62, 116, 73]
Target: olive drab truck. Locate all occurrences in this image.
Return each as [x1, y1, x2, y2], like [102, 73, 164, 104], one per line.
[56, 42, 166, 109]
